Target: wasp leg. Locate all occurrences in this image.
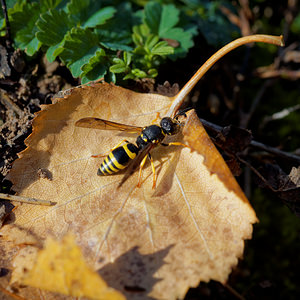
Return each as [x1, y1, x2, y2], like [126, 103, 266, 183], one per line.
[151, 112, 161, 125]
[137, 155, 148, 188]
[136, 154, 157, 189]
[91, 139, 129, 158]
[161, 142, 190, 148]
[148, 153, 157, 189]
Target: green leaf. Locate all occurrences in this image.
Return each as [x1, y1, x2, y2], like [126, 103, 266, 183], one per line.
[25, 36, 42, 56]
[46, 43, 63, 62]
[81, 48, 107, 80]
[96, 29, 132, 51]
[132, 68, 147, 78]
[59, 27, 101, 77]
[159, 4, 180, 37]
[109, 53, 131, 74]
[142, 1, 195, 59]
[150, 41, 174, 56]
[144, 2, 180, 37]
[123, 52, 132, 66]
[123, 73, 135, 80]
[109, 63, 127, 74]
[81, 59, 108, 84]
[162, 27, 194, 58]
[145, 35, 160, 50]
[144, 2, 161, 35]
[41, 0, 62, 9]
[36, 9, 73, 46]
[67, 0, 91, 24]
[10, 0, 60, 55]
[82, 6, 116, 28]
[67, 0, 114, 28]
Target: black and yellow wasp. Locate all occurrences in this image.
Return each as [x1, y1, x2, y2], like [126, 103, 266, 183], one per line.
[75, 111, 188, 188]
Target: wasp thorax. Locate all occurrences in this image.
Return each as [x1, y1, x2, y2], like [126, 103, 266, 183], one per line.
[160, 117, 180, 135]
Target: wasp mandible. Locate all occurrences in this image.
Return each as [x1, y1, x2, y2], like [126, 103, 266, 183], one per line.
[75, 110, 189, 189]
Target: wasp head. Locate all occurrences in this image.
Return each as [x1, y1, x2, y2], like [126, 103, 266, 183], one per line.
[160, 117, 181, 136]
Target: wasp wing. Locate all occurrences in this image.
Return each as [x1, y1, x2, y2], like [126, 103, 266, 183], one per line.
[75, 118, 143, 133]
[118, 143, 155, 188]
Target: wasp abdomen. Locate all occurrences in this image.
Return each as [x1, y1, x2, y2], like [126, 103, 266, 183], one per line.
[97, 143, 139, 176]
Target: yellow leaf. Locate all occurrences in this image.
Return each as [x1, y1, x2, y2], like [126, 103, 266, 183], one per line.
[22, 234, 125, 300]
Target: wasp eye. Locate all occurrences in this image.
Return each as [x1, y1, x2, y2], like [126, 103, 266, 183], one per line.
[160, 117, 180, 135]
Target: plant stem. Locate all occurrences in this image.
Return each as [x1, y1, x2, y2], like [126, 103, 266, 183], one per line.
[200, 118, 300, 164]
[167, 34, 284, 117]
[0, 193, 56, 206]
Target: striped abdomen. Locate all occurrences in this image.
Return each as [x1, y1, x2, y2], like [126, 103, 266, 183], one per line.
[97, 143, 139, 176]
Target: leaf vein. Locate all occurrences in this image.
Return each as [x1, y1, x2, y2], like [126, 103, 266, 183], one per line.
[175, 173, 214, 260]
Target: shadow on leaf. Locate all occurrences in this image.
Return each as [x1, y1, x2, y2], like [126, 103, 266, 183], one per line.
[98, 245, 173, 300]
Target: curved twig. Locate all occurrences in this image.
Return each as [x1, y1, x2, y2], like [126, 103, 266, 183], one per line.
[167, 34, 284, 117]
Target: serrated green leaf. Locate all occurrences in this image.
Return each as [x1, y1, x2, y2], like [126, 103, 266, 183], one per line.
[41, 0, 62, 9]
[10, 2, 40, 50]
[59, 27, 100, 77]
[82, 6, 116, 28]
[161, 27, 193, 58]
[123, 52, 132, 65]
[159, 4, 180, 37]
[67, 0, 109, 27]
[145, 35, 159, 50]
[144, 2, 180, 37]
[46, 43, 63, 62]
[81, 49, 108, 84]
[133, 45, 146, 55]
[67, 0, 90, 24]
[132, 31, 143, 46]
[150, 41, 174, 56]
[36, 9, 73, 46]
[112, 58, 124, 64]
[81, 48, 107, 76]
[141, 1, 195, 59]
[144, 2, 161, 35]
[25, 36, 42, 56]
[109, 64, 127, 74]
[96, 29, 132, 51]
[81, 63, 107, 83]
[52, 43, 65, 59]
[132, 68, 147, 78]
[10, 0, 61, 55]
[95, 2, 134, 51]
[110, 53, 132, 74]
[123, 73, 135, 80]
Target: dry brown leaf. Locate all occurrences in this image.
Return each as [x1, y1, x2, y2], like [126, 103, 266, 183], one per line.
[0, 82, 257, 300]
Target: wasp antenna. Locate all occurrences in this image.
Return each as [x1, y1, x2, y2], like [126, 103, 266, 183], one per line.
[174, 107, 193, 119]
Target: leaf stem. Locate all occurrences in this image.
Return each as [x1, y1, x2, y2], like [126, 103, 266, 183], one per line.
[200, 118, 300, 164]
[0, 193, 56, 206]
[167, 34, 284, 117]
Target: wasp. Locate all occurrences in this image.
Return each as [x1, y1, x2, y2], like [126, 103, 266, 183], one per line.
[75, 111, 189, 188]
